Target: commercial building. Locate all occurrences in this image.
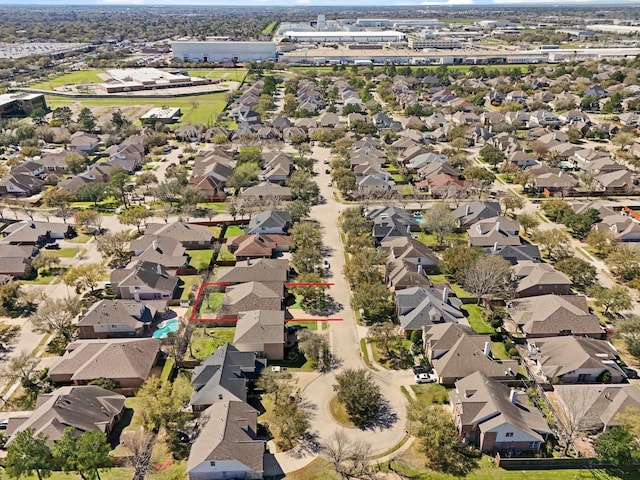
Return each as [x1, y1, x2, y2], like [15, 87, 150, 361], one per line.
[171, 41, 277, 63]
[140, 107, 181, 124]
[0, 92, 46, 118]
[96, 68, 211, 94]
[282, 30, 406, 43]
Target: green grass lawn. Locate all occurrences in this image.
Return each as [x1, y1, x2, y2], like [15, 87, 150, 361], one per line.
[416, 231, 468, 249]
[42, 247, 78, 258]
[217, 244, 236, 261]
[20, 468, 135, 480]
[491, 341, 510, 360]
[198, 201, 227, 212]
[223, 225, 245, 238]
[188, 326, 236, 360]
[261, 21, 278, 35]
[45, 91, 228, 126]
[177, 275, 202, 301]
[410, 383, 450, 405]
[200, 292, 224, 314]
[187, 249, 214, 269]
[186, 68, 247, 80]
[462, 304, 495, 334]
[285, 320, 321, 331]
[66, 233, 92, 243]
[30, 69, 104, 89]
[22, 271, 59, 285]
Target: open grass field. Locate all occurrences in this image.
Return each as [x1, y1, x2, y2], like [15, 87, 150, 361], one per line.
[30, 69, 104, 89]
[44, 92, 228, 126]
[261, 21, 278, 35]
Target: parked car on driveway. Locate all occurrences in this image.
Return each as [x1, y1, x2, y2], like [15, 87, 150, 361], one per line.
[415, 372, 436, 384]
[413, 365, 430, 375]
[44, 243, 61, 250]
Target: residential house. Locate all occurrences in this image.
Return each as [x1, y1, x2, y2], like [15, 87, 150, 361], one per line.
[110, 261, 178, 301]
[507, 151, 538, 168]
[491, 244, 541, 265]
[187, 400, 264, 480]
[526, 336, 625, 384]
[508, 294, 602, 339]
[215, 258, 290, 285]
[532, 170, 578, 196]
[594, 169, 638, 194]
[423, 323, 519, 385]
[175, 125, 203, 143]
[227, 234, 291, 260]
[77, 299, 156, 339]
[319, 112, 340, 128]
[240, 181, 292, 204]
[453, 201, 501, 229]
[0, 244, 36, 278]
[228, 105, 261, 124]
[216, 281, 283, 319]
[386, 257, 433, 290]
[381, 236, 439, 272]
[0, 173, 44, 197]
[4, 386, 125, 447]
[553, 384, 640, 434]
[69, 132, 100, 153]
[246, 210, 291, 235]
[395, 286, 466, 335]
[233, 310, 285, 360]
[129, 235, 188, 270]
[49, 338, 161, 391]
[1, 220, 73, 246]
[145, 222, 215, 249]
[468, 216, 521, 248]
[450, 372, 552, 454]
[512, 261, 572, 297]
[189, 343, 265, 412]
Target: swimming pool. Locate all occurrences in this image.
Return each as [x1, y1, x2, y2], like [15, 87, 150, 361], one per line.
[152, 319, 179, 339]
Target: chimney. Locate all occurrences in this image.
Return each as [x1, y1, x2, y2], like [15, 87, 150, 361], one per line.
[407, 225, 411, 234]
[417, 264, 423, 275]
[156, 264, 162, 275]
[495, 221, 500, 232]
[559, 170, 563, 177]
[442, 287, 448, 303]
[493, 242, 499, 252]
[509, 388, 518, 405]
[152, 240, 158, 251]
[483, 341, 492, 358]
[465, 205, 471, 216]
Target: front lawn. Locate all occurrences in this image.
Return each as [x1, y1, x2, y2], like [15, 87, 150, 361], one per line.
[187, 326, 236, 360]
[42, 247, 78, 258]
[416, 231, 468, 249]
[410, 383, 450, 405]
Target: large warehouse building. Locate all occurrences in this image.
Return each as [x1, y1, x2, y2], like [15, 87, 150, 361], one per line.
[282, 30, 406, 43]
[171, 41, 277, 63]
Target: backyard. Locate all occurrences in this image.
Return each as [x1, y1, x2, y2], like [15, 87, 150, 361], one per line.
[187, 326, 236, 360]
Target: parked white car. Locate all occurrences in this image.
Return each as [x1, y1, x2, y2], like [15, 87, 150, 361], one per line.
[414, 372, 437, 384]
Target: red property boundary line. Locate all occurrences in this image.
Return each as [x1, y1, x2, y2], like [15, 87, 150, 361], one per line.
[188, 281, 337, 323]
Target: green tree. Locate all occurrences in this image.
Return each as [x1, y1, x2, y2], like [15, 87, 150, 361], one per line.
[77, 107, 96, 132]
[108, 170, 131, 207]
[343, 247, 384, 287]
[65, 152, 89, 174]
[516, 212, 540, 236]
[479, 145, 505, 166]
[63, 263, 106, 294]
[333, 368, 382, 427]
[595, 426, 639, 466]
[501, 193, 524, 214]
[408, 403, 468, 474]
[586, 229, 615, 257]
[286, 170, 319, 203]
[236, 146, 262, 164]
[226, 162, 259, 190]
[588, 285, 632, 317]
[422, 202, 456, 246]
[96, 231, 131, 267]
[608, 246, 640, 282]
[533, 228, 571, 261]
[298, 331, 331, 372]
[31, 255, 61, 275]
[441, 245, 482, 284]
[351, 281, 394, 325]
[541, 199, 572, 223]
[135, 171, 158, 192]
[52, 106, 73, 126]
[5, 428, 52, 480]
[74, 209, 102, 233]
[53, 427, 112, 480]
[555, 256, 597, 292]
[462, 165, 495, 197]
[616, 317, 640, 360]
[118, 206, 150, 233]
[75, 183, 107, 206]
[284, 199, 310, 223]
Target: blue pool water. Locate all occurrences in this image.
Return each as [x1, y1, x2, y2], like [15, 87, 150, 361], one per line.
[414, 213, 423, 222]
[153, 319, 179, 339]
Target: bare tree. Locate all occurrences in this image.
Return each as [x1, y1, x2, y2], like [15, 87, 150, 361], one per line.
[323, 430, 372, 479]
[553, 386, 603, 456]
[123, 428, 155, 480]
[463, 254, 513, 304]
